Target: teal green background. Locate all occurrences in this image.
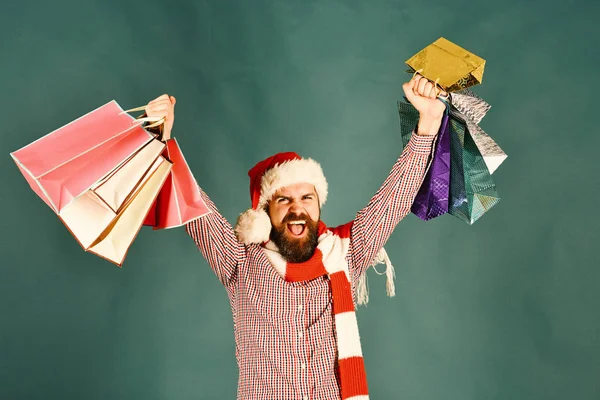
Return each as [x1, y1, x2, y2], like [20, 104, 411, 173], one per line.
[1, 0, 598, 399]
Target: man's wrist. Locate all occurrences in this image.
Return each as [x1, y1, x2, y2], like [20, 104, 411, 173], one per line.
[416, 115, 442, 136]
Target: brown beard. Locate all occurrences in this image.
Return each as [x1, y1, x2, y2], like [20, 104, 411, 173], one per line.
[270, 212, 319, 263]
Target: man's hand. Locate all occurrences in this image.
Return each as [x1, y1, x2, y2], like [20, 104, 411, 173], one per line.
[402, 73, 447, 136]
[145, 94, 176, 141]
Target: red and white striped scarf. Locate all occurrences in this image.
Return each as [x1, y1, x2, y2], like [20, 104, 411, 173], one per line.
[263, 221, 369, 400]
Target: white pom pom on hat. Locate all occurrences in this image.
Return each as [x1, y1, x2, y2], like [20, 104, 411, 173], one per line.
[234, 151, 328, 245]
[234, 208, 272, 245]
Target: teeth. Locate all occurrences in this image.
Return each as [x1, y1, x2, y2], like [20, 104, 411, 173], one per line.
[289, 221, 306, 225]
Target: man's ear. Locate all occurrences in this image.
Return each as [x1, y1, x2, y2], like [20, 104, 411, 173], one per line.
[315, 189, 322, 221]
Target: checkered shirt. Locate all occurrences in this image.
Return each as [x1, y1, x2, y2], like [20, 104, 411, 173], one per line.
[185, 133, 435, 399]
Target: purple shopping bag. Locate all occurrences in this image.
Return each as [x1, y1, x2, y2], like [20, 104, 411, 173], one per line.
[410, 111, 451, 220]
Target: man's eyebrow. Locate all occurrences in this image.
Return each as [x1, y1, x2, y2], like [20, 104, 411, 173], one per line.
[275, 193, 315, 200]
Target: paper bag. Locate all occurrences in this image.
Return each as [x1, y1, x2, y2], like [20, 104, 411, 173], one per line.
[10, 100, 154, 213]
[450, 90, 507, 174]
[92, 139, 166, 212]
[59, 139, 166, 250]
[144, 138, 210, 229]
[398, 101, 451, 220]
[88, 157, 172, 266]
[406, 37, 485, 92]
[449, 89, 491, 124]
[448, 117, 500, 224]
[399, 98, 500, 224]
[398, 99, 420, 148]
[411, 112, 451, 220]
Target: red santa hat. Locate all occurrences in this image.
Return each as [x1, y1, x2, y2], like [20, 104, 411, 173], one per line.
[234, 151, 328, 245]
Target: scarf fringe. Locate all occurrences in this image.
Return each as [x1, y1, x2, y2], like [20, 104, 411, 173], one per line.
[356, 247, 396, 306]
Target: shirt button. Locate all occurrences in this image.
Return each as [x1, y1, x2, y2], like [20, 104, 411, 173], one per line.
[301, 363, 306, 370]
[298, 305, 303, 311]
[299, 332, 303, 338]
[303, 397, 308, 400]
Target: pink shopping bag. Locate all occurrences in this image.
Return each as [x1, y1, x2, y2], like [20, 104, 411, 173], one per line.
[144, 138, 210, 229]
[10, 100, 155, 213]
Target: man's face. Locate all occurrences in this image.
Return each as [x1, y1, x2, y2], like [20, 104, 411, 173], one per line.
[268, 183, 320, 263]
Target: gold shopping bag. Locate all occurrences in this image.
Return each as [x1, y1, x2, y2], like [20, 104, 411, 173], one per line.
[406, 37, 485, 92]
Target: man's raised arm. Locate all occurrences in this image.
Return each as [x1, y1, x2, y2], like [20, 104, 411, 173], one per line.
[350, 133, 435, 278]
[349, 74, 446, 280]
[144, 94, 244, 288]
[185, 190, 244, 288]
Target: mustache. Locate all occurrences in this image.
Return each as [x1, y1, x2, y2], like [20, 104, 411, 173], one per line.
[282, 212, 310, 224]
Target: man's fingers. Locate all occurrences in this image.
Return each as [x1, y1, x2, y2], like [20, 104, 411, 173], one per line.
[142, 94, 175, 136]
[417, 78, 428, 96]
[402, 81, 418, 104]
[147, 105, 170, 115]
[410, 77, 440, 99]
[147, 99, 173, 111]
[146, 104, 171, 120]
[425, 82, 436, 98]
[411, 72, 423, 83]
[149, 99, 172, 109]
[411, 75, 422, 92]
[148, 94, 171, 106]
[151, 103, 170, 111]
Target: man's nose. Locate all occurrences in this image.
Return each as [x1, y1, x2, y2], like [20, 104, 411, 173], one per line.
[289, 200, 304, 213]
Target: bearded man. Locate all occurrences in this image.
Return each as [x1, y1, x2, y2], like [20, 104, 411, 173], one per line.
[144, 73, 445, 400]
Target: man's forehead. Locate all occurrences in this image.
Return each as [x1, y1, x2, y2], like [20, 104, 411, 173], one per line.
[274, 183, 317, 197]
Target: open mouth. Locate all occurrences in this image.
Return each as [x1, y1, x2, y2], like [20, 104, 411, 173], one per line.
[287, 220, 306, 237]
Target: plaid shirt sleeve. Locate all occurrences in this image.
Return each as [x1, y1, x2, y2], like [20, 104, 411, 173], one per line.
[349, 132, 436, 281]
[185, 188, 245, 288]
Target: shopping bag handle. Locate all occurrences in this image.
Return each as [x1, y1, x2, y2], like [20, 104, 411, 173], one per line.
[121, 105, 165, 129]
